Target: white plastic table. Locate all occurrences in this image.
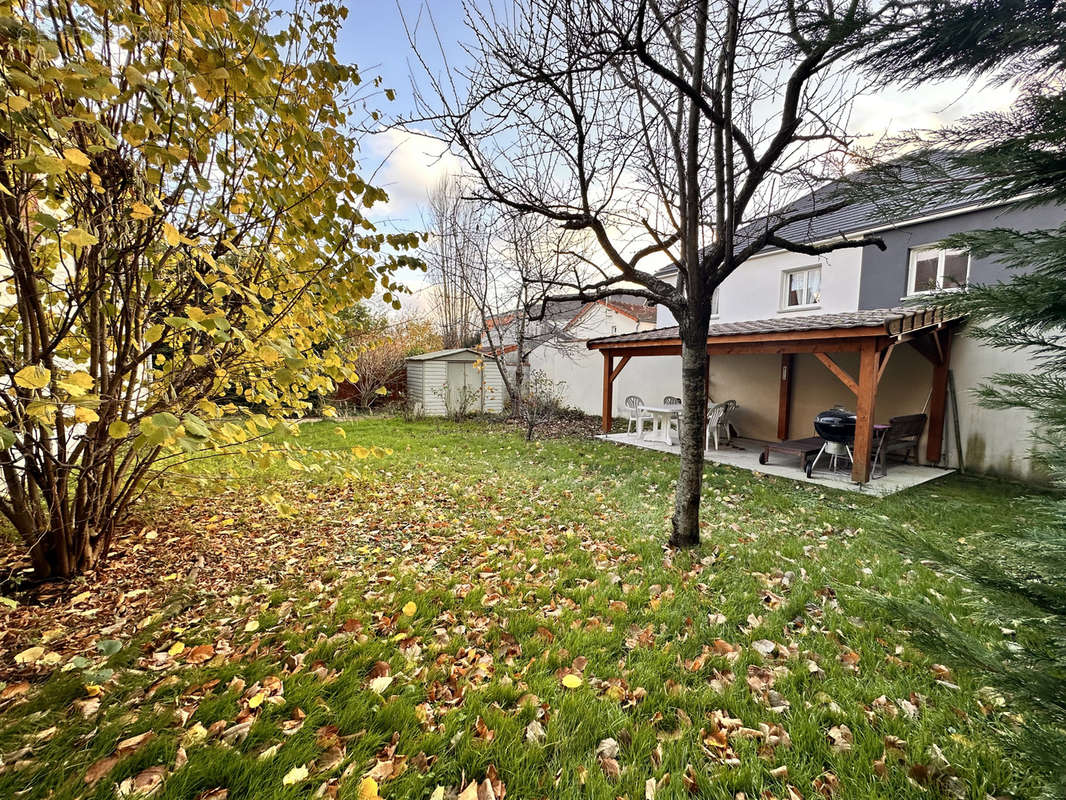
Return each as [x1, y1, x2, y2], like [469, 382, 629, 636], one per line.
[638, 405, 681, 445]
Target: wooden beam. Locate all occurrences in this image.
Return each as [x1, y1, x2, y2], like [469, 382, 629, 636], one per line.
[814, 352, 859, 395]
[851, 342, 879, 483]
[777, 354, 793, 441]
[601, 353, 614, 434]
[609, 355, 631, 383]
[926, 328, 953, 463]
[588, 324, 889, 352]
[706, 339, 878, 356]
[877, 344, 895, 384]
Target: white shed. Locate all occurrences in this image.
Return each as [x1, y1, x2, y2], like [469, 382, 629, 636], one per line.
[405, 348, 506, 416]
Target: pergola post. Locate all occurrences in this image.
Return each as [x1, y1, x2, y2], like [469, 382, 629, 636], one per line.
[777, 354, 793, 441]
[601, 352, 614, 433]
[851, 342, 879, 483]
[926, 329, 953, 463]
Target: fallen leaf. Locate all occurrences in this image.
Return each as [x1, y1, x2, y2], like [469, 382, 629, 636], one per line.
[85, 756, 120, 785]
[118, 765, 166, 797]
[117, 731, 156, 755]
[525, 720, 546, 743]
[368, 675, 393, 694]
[283, 765, 309, 786]
[596, 737, 619, 760]
[358, 777, 380, 800]
[15, 646, 45, 665]
[827, 725, 853, 752]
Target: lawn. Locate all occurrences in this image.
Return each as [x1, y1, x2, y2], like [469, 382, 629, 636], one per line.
[0, 417, 1048, 799]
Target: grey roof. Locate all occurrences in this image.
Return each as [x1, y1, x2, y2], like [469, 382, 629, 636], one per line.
[587, 307, 958, 346]
[652, 154, 995, 275]
[405, 347, 484, 361]
[737, 163, 984, 250]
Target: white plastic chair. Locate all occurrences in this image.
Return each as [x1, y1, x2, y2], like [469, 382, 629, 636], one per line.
[624, 395, 646, 435]
[705, 400, 737, 450]
[663, 396, 682, 439]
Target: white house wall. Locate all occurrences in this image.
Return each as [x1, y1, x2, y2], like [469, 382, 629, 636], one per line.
[532, 303, 653, 414]
[654, 247, 864, 328]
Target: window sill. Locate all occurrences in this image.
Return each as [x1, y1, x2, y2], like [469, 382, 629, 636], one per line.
[778, 304, 821, 313]
[903, 286, 967, 299]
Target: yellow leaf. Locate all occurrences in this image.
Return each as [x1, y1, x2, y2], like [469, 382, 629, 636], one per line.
[353, 445, 370, 459]
[57, 370, 93, 397]
[168, 642, 185, 657]
[15, 646, 45, 664]
[63, 148, 91, 168]
[74, 407, 99, 424]
[14, 365, 50, 390]
[358, 777, 380, 800]
[144, 324, 164, 344]
[130, 202, 153, 220]
[248, 692, 265, 709]
[562, 674, 583, 689]
[6, 95, 29, 112]
[108, 420, 131, 439]
[282, 765, 308, 786]
[368, 675, 393, 694]
[333, 426, 346, 438]
[67, 228, 98, 247]
[26, 401, 57, 425]
[163, 222, 180, 247]
[244, 619, 259, 633]
[402, 602, 417, 617]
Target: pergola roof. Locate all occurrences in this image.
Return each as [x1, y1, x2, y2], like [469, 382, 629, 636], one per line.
[587, 307, 959, 349]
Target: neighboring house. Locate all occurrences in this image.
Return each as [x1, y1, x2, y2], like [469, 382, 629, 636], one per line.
[479, 296, 657, 410]
[590, 175, 1064, 482]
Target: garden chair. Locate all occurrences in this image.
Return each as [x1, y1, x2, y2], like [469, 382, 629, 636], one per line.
[663, 396, 682, 439]
[705, 399, 737, 450]
[872, 413, 927, 477]
[623, 395, 648, 435]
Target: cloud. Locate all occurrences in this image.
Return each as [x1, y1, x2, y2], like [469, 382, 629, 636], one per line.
[850, 77, 1017, 144]
[361, 127, 467, 230]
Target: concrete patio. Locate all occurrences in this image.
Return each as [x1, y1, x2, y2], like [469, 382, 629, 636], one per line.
[597, 432, 954, 496]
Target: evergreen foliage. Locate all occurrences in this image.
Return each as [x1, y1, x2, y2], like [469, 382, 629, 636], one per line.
[861, 2, 1066, 793]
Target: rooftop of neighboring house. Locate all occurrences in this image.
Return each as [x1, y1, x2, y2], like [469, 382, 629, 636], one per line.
[484, 294, 656, 330]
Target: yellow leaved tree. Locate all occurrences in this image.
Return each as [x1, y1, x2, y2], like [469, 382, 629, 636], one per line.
[0, 0, 419, 577]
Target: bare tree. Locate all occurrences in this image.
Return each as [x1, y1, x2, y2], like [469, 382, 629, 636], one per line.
[406, 0, 909, 546]
[468, 209, 584, 417]
[424, 176, 481, 348]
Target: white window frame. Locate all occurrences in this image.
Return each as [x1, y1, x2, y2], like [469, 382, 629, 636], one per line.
[710, 286, 721, 319]
[906, 246, 970, 296]
[780, 266, 821, 311]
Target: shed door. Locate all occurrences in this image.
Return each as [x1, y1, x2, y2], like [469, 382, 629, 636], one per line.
[446, 361, 483, 414]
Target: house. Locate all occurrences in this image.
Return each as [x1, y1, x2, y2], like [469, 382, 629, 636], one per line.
[588, 174, 1064, 483]
[479, 296, 657, 410]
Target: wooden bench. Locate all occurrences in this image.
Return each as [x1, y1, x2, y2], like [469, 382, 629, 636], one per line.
[758, 437, 825, 470]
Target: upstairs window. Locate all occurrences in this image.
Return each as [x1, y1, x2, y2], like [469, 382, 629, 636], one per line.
[710, 286, 721, 318]
[908, 247, 969, 294]
[782, 266, 821, 309]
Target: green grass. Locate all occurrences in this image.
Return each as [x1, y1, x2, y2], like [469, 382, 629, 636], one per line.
[0, 417, 1053, 799]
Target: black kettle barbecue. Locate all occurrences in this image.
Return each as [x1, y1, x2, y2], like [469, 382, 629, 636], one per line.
[806, 408, 857, 478]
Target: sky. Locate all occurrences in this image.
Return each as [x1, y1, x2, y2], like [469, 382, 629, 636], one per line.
[335, 1, 1018, 296]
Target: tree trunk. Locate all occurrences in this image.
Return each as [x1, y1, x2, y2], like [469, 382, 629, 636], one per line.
[670, 323, 709, 547]
[513, 312, 525, 419]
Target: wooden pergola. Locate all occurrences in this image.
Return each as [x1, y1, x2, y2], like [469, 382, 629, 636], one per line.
[587, 308, 962, 483]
